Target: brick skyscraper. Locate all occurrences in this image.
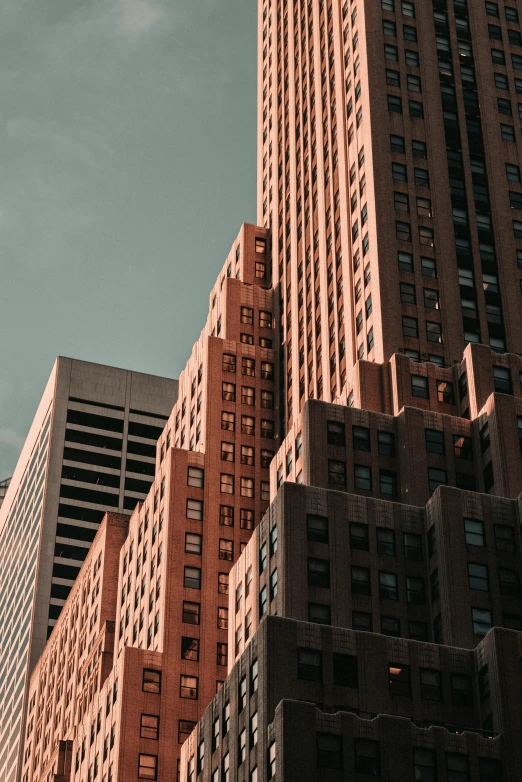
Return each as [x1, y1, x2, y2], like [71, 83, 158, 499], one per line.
[16, 0, 522, 781]
[258, 0, 522, 429]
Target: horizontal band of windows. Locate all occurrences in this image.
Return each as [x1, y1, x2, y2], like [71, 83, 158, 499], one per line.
[125, 458, 155, 476]
[128, 421, 164, 440]
[124, 477, 153, 495]
[61, 465, 120, 488]
[54, 542, 90, 562]
[69, 396, 124, 412]
[126, 440, 156, 458]
[58, 503, 105, 523]
[62, 446, 122, 470]
[65, 428, 122, 452]
[66, 408, 124, 433]
[52, 562, 81, 581]
[50, 583, 71, 601]
[60, 484, 119, 507]
[56, 522, 97, 543]
[48, 604, 63, 620]
[124, 496, 140, 512]
[130, 408, 169, 421]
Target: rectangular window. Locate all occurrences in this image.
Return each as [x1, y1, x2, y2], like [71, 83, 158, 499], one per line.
[494, 524, 515, 552]
[425, 429, 445, 454]
[354, 464, 372, 490]
[138, 754, 158, 780]
[411, 375, 429, 398]
[328, 459, 347, 486]
[406, 576, 425, 604]
[472, 607, 492, 636]
[447, 754, 469, 782]
[468, 562, 489, 591]
[297, 648, 322, 682]
[404, 532, 422, 560]
[181, 636, 199, 661]
[351, 566, 371, 595]
[187, 467, 204, 488]
[140, 714, 160, 740]
[182, 601, 200, 625]
[379, 571, 398, 600]
[414, 749, 436, 781]
[307, 514, 329, 543]
[428, 467, 447, 492]
[389, 663, 411, 696]
[420, 669, 442, 702]
[142, 669, 161, 694]
[308, 558, 330, 588]
[327, 420, 346, 446]
[354, 739, 380, 776]
[350, 522, 369, 551]
[317, 734, 343, 770]
[377, 528, 395, 556]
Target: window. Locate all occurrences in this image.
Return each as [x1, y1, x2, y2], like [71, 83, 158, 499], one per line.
[220, 474, 234, 495]
[221, 442, 235, 462]
[308, 602, 331, 624]
[354, 740, 380, 776]
[378, 431, 395, 456]
[241, 386, 255, 405]
[259, 310, 272, 328]
[385, 43, 399, 61]
[186, 499, 203, 521]
[411, 375, 429, 398]
[414, 749, 436, 782]
[142, 669, 161, 694]
[261, 419, 274, 439]
[351, 566, 371, 595]
[317, 734, 343, 770]
[407, 74, 422, 92]
[480, 759, 503, 782]
[353, 425, 371, 451]
[404, 532, 422, 560]
[472, 607, 493, 636]
[400, 282, 415, 304]
[328, 459, 347, 487]
[138, 754, 158, 780]
[428, 467, 447, 492]
[219, 539, 233, 561]
[380, 571, 398, 600]
[426, 429, 445, 455]
[222, 382, 236, 402]
[396, 221, 412, 241]
[222, 353, 236, 373]
[468, 563, 489, 591]
[221, 411, 235, 431]
[242, 357, 255, 377]
[240, 306, 253, 325]
[494, 524, 515, 552]
[386, 68, 401, 87]
[327, 420, 346, 446]
[187, 467, 204, 488]
[307, 514, 329, 543]
[380, 470, 397, 496]
[383, 19, 397, 36]
[297, 648, 322, 682]
[388, 664, 411, 697]
[501, 123, 515, 141]
[428, 380, 450, 406]
[141, 714, 159, 740]
[390, 134, 405, 153]
[506, 6, 519, 21]
[493, 366, 512, 393]
[420, 669, 442, 702]
[407, 576, 425, 604]
[350, 523, 369, 551]
[464, 518, 484, 547]
[499, 567, 520, 596]
[185, 533, 202, 555]
[240, 477, 254, 498]
[333, 653, 358, 688]
[446, 754, 470, 782]
[388, 94, 402, 113]
[308, 558, 331, 588]
[498, 97, 513, 117]
[261, 361, 274, 379]
[354, 464, 372, 490]
[242, 415, 255, 435]
[492, 48, 506, 64]
[377, 528, 395, 556]
[182, 601, 200, 625]
[181, 636, 199, 661]
[454, 435, 472, 460]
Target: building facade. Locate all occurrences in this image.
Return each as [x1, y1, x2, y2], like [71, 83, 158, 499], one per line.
[0, 476, 11, 509]
[0, 359, 177, 782]
[15, 0, 522, 780]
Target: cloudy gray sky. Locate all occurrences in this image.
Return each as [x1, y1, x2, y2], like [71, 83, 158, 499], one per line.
[0, 0, 258, 479]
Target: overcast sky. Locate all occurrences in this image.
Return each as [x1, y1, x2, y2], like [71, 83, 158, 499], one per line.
[0, 0, 258, 480]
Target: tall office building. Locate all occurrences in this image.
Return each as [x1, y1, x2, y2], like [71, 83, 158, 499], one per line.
[0, 358, 177, 782]
[0, 476, 11, 508]
[16, 0, 522, 781]
[258, 0, 522, 428]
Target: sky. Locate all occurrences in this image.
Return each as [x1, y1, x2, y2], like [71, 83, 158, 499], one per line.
[0, 0, 258, 480]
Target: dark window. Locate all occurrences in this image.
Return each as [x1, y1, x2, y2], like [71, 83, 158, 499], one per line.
[425, 429, 445, 454]
[333, 654, 358, 688]
[479, 759, 502, 782]
[388, 94, 403, 113]
[451, 674, 474, 707]
[354, 739, 380, 776]
[317, 734, 343, 770]
[308, 558, 330, 588]
[382, 616, 400, 636]
[328, 459, 347, 486]
[411, 375, 429, 398]
[420, 669, 442, 702]
[464, 518, 484, 547]
[297, 648, 322, 682]
[389, 664, 411, 696]
[390, 134, 405, 153]
[472, 607, 493, 636]
[350, 523, 369, 551]
[353, 426, 371, 452]
[378, 431, 395, 456]
[494, 524, 515, 552]
[499, 567, 520, 596]
[454, 435, 472, 459]
[407, 576, 425, 604]
[307, 514, 329, 543]
[327, 421, 346, 446]
[404, 532, 422, 560]
[380, 470, 397, 496]
[428, 468, 447, 492]
[354, 465, 372, 490]
[447, 754, 469, 782]
[493, 366, 512, 393]
[353, 610, 373, 631]
[377, 528, 395, 556]
[308, 602, 331, 625]
[351, 566, 371, 595]
[379, 572, 398, 600]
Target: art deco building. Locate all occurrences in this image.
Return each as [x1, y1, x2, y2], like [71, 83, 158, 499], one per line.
[16, 0, 522, 780]
[0, 359, 177, 782]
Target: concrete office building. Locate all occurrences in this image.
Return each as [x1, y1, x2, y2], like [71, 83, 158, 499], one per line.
[0, 476, 11, 508]
[0, 359, 177, 782]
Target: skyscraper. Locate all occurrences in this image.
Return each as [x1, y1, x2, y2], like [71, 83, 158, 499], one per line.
[258, 0, 522, 430]
[0, 358, 177, 782]
[17, 0, 522, 780]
